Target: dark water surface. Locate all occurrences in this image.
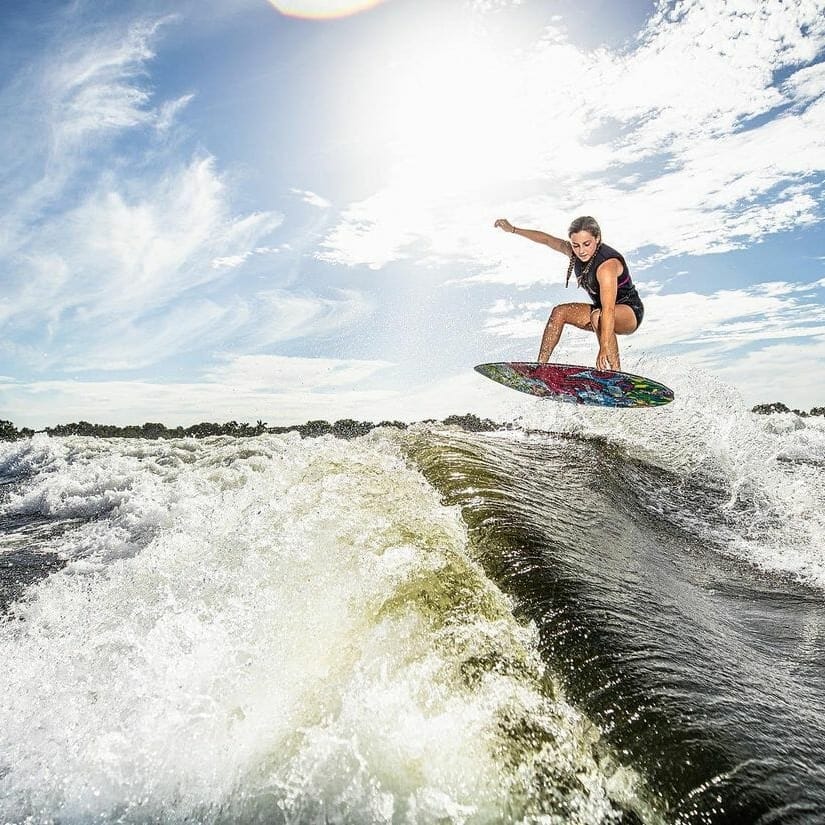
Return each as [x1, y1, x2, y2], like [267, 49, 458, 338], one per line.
[409, 429, 825, 824]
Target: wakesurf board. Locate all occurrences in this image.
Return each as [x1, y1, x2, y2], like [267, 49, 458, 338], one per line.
[474, 362, 674, 408]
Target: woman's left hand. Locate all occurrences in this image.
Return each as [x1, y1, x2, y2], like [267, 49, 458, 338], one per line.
[597, 347, 618, 371]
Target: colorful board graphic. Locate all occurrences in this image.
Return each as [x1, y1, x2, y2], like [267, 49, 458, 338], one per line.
[474, 362, 674, 408]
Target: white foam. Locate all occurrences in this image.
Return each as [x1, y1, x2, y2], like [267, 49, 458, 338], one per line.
[0, 432, 654, 823]
[514, 357, 825, 588]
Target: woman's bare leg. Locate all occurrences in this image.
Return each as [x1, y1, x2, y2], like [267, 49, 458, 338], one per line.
[538, 303, 595, 362]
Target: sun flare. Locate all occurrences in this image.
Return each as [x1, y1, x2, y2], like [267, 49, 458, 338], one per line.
[341, 12, 568, 195]
[267, 0, 389, 20]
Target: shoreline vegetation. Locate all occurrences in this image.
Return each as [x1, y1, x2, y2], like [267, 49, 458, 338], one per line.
[1, 403, 824, 442]
[0, 414, 501, 442]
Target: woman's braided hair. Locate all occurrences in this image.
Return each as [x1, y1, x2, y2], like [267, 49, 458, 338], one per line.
[565, 215, 602, 288]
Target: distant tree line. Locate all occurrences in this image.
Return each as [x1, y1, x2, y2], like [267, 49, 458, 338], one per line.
[0, 414, 501, 442]
[3, 404, 824, 442]
[751, 403, 825, 417]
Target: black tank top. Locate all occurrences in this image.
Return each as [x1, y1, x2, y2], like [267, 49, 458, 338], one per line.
[573, 243, 640, 307]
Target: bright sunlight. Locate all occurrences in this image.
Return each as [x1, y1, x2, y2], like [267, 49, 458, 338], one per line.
[267, 0, 389, 20]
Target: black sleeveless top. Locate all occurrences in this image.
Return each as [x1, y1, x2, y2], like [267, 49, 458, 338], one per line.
[574, 243, 641, 309]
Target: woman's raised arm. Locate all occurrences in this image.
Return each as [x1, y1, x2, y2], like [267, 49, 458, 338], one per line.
[494, 219, 572, 256]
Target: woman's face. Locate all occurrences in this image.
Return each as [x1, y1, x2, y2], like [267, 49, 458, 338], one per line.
[569, 230, 599, 262]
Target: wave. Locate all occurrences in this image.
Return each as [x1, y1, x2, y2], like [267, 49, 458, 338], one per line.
[403, 382, 825, 822]
[0, 432, 658, 824]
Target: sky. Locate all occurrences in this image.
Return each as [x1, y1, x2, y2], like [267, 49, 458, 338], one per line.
[0, 0, 824, 428]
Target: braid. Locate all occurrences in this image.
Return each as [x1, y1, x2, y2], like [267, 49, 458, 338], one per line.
[565, 254, 575, 288]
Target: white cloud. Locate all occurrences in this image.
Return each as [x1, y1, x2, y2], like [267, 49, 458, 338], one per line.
[318, 188, 423, 269]
[212, 239, 296, 270]
[756, 281, 823, 297]
[13, 282, 366, 375]
[638, 288, 822, 349]
[0, 378, 393, 429]
[484, 302, 553, 340]
[205, 354, 393, 390]
[468, 0, 524, 11]
[593, 1, 818, 154]
[486, 280, 825, 348]
[241, 289, 371, 349]
[43, 17, 168, 151]
[319, 0, 825, 275]
[488, 299, 516, 315]
[0, 17, 176, 267]
[212, 253, 252, 270]
[156, 93, 195, 133]
[710, 337, 825, 407]
[67, 299, 241, 372]
[0, 12, 293, 373]
[3, 156, 283, 330]
[291, 189, 332, 209]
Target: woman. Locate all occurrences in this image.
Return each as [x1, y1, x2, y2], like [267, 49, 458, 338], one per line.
[493, 216, 643, 371]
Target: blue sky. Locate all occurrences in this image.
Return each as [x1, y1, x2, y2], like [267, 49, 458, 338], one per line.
[1, 0, 824, 427]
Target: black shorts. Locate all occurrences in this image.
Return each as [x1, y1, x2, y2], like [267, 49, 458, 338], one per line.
[590, 300, 644, 329]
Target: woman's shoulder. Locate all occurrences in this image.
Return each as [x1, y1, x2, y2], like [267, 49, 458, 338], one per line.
[598, 243, 624, 261]
[595, 244, 627, 278]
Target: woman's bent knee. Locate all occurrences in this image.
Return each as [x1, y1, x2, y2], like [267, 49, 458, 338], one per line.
[548, 303, 593, 331]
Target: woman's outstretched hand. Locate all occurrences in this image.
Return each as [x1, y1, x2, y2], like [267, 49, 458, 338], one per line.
[494, 218, 514, 233]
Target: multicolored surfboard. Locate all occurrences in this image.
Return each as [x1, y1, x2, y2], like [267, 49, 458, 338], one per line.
[474, 362, 674, 408]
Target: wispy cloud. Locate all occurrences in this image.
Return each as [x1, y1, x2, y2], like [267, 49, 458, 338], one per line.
[2, 156, 284, 368]
[1, 13, 178, 279]
[64, 299, 240, 372]
[709, 337, 825, 406]
[0, 377, 394, 429]
[291, 189, 332, 209]
[156, 93, 195, 133]
[0, 353, 399, 429]
[318, 189, 423, 270]
[235, 289, 372, 350]
[468, 0, 525, 11]
[1, 17, 187, 232]
[0, 13, 291, 374]
[43, 17, 165, 151]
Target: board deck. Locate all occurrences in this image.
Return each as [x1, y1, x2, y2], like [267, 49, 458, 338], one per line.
[474, 362, 674, 408]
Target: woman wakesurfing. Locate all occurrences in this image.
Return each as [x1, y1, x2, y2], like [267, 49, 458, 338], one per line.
[493, 216, 643, 371]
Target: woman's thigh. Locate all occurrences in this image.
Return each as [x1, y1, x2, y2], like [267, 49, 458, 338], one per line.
[590, 304, 638, 335]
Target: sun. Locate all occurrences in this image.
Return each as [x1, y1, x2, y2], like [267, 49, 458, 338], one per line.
[266, 0, 389, 19]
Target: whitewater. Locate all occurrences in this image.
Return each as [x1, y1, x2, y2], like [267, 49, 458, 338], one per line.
[1, 374, 824, 824]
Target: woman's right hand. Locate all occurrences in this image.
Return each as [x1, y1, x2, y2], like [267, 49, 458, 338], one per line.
[494, 218, 514, 233]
